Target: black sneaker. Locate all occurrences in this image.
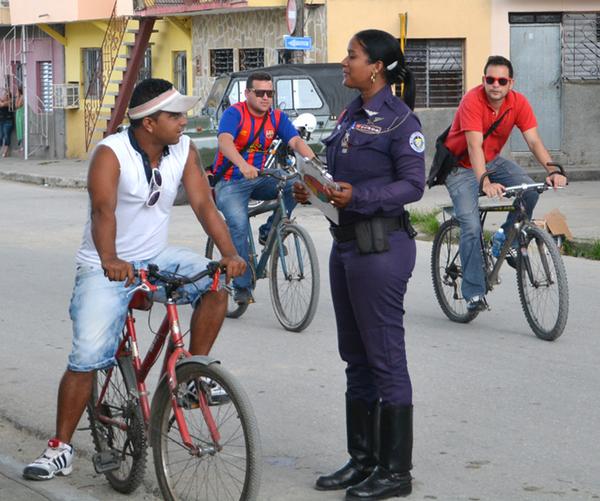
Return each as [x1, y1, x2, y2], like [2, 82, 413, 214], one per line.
[467, 295, 489, 312]
[258, 232, 268, 246]
[233, 288, 254, 305]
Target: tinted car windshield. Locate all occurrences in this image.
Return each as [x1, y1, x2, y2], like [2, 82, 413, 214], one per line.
[203, 75, 229, 115]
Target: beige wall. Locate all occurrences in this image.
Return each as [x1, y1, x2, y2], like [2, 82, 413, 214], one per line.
[326, 0, 492, 90]
[491, 0, 600, 55]
[9, 0, 122, 24]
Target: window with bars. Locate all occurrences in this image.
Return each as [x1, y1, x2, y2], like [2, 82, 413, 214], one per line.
[173, 51, 187, 94]
[403, 39, 464, 108]
[37, 61, 53, 112]
[133, 47, 152, 84]
[239, 48, 264, 71]
[82, 48, 102, 98]
[562, 12, 600, 80]
[210, 49, 234, 77]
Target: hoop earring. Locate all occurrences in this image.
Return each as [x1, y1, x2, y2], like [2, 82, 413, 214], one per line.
[370, 71, 377, 83]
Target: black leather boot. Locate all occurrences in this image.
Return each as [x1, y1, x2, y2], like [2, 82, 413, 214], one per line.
[315, 395, 377, 491]
[346, 404, 413, 500]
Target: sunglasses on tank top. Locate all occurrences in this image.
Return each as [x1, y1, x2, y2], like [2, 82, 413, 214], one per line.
[485, 76, 511, 86]
[146, 168, 163, 207]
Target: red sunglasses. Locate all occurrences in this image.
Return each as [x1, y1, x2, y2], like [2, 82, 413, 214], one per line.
[485, 76, 511, 86]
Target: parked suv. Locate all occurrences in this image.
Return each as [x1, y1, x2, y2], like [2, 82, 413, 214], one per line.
[186, 63, 358, 166]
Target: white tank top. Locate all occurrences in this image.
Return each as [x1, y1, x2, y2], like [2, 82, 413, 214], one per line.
[76, 130, 190, 266]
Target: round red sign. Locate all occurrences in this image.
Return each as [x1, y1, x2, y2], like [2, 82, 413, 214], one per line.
[286, 0, 297, 35]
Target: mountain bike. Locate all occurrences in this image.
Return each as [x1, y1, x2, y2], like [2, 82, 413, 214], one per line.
[86, 262, 262, 500]
[431, 165, 569, 341]
[206, 168, 320, 332]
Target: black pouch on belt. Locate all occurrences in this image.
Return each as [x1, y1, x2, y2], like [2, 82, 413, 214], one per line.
[354, 218, 390, 254]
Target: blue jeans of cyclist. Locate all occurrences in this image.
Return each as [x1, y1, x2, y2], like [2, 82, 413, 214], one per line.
[215, 171, 297, 291]
[445, 156, 539, 301]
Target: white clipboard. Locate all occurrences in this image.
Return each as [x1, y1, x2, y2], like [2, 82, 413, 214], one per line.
[297, 156, 340, 224]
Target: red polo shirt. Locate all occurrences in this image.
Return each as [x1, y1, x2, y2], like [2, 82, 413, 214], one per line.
[444, 85, 537, 168]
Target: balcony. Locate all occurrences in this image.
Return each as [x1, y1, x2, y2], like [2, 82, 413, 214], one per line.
[134, 0, 249, 16]
[9, 0, 132, 25]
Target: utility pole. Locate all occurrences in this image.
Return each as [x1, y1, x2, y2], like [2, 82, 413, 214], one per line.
[293, 0, 305, 63]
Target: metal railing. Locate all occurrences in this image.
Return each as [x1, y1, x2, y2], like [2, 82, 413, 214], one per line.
[134, 0, 245, 12]
[83, 1, 129, 150]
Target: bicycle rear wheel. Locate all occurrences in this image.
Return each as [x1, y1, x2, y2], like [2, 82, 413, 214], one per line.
[269, 223, 320, 332]
[150, 361, 262, 501]
[205, 237, 250, 319]
[431, 219, 479, 323]
[517, 225, 569, 341]
[87, 354, 147, 494]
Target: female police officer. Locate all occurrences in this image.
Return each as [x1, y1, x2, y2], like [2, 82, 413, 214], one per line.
[294, 29, 425, 499]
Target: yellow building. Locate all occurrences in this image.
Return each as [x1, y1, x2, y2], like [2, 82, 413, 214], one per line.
[64, 17, 193, 158]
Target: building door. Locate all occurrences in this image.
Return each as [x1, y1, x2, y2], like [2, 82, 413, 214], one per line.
[510, 24, 561, 151]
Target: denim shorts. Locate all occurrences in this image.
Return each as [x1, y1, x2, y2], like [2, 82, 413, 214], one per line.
[68, 246, 217, 372]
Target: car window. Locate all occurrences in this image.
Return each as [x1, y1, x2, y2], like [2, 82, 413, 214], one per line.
[276, 78, 323, 111]
[227, 80, 247, 105]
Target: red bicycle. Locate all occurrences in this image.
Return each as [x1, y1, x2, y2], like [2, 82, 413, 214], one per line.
[86, 261, 262, 500]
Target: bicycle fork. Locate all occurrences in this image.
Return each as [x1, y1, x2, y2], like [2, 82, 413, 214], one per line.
[162, 302, 222, 454]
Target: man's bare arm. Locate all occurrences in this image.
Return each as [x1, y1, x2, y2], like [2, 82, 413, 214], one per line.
[88, 145, 134, 284]
[465, 130, 505, 198]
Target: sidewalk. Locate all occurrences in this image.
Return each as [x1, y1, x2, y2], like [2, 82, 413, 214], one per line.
[1, 155, 598, 240]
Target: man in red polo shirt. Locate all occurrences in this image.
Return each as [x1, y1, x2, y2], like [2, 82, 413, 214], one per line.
[444, 55, 567, 312]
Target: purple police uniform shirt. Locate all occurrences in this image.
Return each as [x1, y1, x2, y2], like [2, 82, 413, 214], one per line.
[323, 85, 425, 226]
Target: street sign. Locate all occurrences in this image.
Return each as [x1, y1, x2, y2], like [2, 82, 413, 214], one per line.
[286, 0, 297, 35]
[283, 36, 313, 51]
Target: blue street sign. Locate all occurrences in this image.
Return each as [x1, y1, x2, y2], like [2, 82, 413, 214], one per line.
[283, 36, 313, 51]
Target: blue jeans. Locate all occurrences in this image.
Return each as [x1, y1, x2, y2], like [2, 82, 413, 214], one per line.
[68, 246, 217, 372]
[215, 171, 297, 290]
[445, 156, 539, 301]
[0, 119, 13, 147]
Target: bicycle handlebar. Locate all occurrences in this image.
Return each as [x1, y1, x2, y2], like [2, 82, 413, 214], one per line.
[259, 168, 299, 182]
[478, 162, 568, 196]
[134, 261, 223, 293]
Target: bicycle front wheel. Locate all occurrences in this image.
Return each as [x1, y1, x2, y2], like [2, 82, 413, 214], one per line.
[431, 219, 478, 323]
[87, 354, 147, 494]
[269, 223, 320, 332]
[151, 361, 262, 501]
[205, 237, 250, 319]
[517, 225, 569, 341]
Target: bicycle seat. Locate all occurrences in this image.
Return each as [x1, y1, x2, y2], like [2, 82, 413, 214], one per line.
[248, 199, 279, 218]
[129, 290, 153, 311]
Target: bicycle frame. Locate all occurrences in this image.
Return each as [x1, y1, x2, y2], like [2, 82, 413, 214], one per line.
[93, 293, 221, 453]
[247, 176, 296, 281]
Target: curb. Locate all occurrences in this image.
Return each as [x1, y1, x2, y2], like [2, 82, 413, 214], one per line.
[0, 171, 87, 189]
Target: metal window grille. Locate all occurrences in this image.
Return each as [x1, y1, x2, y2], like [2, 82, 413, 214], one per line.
[83, 48, 102, 99]
[508, 12, 562, 24]
[134, 47, 152, 84]
[173, 51, 187, 94]
[210, 49, 234, 77]
[403, 39, 464, 108]
[38, 61, 53, 112]
[239, 48, 264, 71]
[563, 12, 600, 80]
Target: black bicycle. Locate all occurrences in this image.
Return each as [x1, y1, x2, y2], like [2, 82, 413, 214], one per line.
[206, 168, 320, 332]
[431, 164, 569, 341]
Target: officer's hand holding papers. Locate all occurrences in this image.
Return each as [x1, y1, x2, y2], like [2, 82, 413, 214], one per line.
[296, 155, 340, 224]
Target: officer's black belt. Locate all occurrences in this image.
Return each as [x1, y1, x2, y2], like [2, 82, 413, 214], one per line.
[329, 216, 405, 243]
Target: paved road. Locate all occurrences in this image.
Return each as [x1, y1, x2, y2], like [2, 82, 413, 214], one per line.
[1, 180, 599, 500]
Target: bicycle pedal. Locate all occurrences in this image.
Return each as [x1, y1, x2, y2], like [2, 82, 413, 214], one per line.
[92, 450, 121, 474]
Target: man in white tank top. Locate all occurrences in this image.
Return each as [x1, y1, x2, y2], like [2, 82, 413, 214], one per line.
[23, 79, 245, 481]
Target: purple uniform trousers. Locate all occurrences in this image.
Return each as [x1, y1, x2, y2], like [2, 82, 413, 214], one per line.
[330, 229, 416, 406]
